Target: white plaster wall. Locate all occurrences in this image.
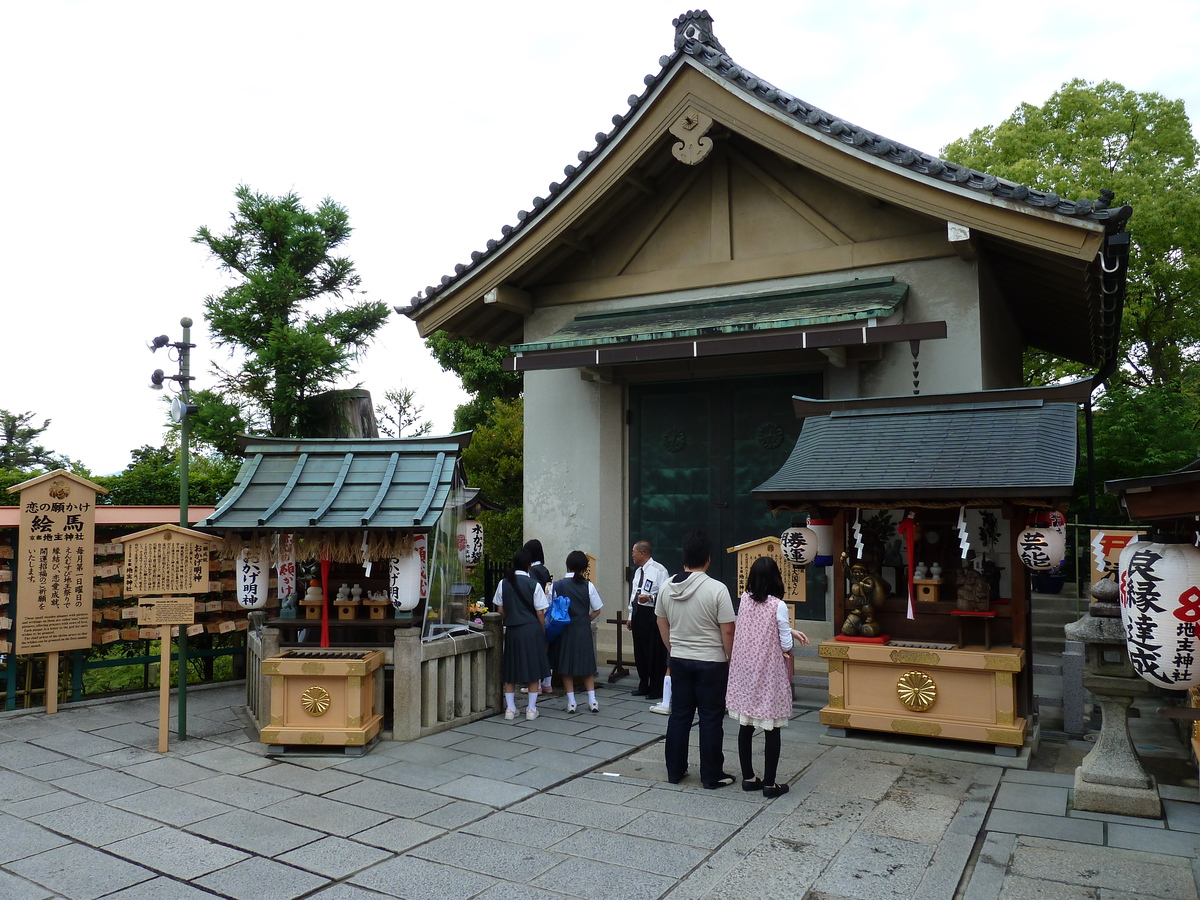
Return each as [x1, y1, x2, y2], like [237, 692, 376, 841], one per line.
[523, 368, 627, 658]
[858, 256, 984, 398]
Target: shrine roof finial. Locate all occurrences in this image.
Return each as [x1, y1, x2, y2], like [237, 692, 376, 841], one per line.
[673, 9, 725, 53]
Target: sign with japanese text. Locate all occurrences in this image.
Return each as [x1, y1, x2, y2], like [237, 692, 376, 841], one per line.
[10, 471, 104, 654]
[137, 596, 196, 627]
[115, 525, 215, 596]
[1090, 528, 1146, 587]
[277, 534, 296, 602]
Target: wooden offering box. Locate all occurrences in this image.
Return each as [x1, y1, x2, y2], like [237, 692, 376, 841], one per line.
[818, 640, 1026, 748]
[259, 649, 384, 748]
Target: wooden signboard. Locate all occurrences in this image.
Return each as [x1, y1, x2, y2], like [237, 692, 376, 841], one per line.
[137, 596, 196, 627]
[115, 525, 215, 596]
[9, 471, 105, 656]
[7, 470, 108, 715]
[727, 537, 807, 626]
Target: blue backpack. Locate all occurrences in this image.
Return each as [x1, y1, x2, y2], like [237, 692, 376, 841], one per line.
[544, 591, 572, 642]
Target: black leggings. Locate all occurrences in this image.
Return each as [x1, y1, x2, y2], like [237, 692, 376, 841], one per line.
[738, 723, 781, 784]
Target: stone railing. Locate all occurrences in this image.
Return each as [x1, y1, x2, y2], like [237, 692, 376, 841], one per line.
[245, 611, 502, 740]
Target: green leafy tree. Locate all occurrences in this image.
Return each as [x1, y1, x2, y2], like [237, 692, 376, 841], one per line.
[462, 398, 524, 585]
[942, 79, 1200, 390]
[375, 387, 433, 438]
[95, 445, 240, 506]
[194, 186, 390, 441]
[943, 80, 1200, 511]
[425, 333, 522, 431]
[0, 409, 66, 470]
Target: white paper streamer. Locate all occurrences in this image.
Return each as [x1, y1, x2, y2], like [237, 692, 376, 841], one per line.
[361, 530, 372, 577]
[957, 506, 970, 560]
[853, 510, 864, 558]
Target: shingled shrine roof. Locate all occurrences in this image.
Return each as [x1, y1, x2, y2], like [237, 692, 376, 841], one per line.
[403, 10, 1131, 320]
[753, 384, 1086, 508]
[195, 434, 470, 532]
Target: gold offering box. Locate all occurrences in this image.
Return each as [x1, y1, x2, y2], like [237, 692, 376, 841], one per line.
[818, 640, 1026, 747]
[259, 649, 384, 748]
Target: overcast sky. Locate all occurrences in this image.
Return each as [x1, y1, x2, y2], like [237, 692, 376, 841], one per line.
[5, 0, 1199, 475]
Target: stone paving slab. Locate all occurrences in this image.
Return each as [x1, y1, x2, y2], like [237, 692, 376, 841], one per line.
[194, 853, 331, 900]
[430, 773, 539, 806]
[1008, 835, 1198, 899]
[20, 757, 98, 782]
[185, 807, 325, 857]
[413, 830, 567, 881]
[0, 814, 71, 865]
[179, 772, 299, 810]
[244, 761, 363, 794]
[349, 854, 497, 900]
[0, 867, 66, 900]
[993, 781, 1070, 816]
[98, 875, 233, 900]
[1106, 822, 1200, 856]
[110, 784, 236, 827]
[31, 799, 160, 845]
[349, 816, 446, 853]
[50, 768, 156, 802]
[529, 855, 677, 900]
[985, 808, 1105, 844]
[105, 825, 250, 879]
[463, 809, 584, 846]
[416, 797, 492, 830]
[260, 793, 392, 837]
[325, 779, 452, 819]
[276, 834, 394, 879]
[7, 843, 154, 900]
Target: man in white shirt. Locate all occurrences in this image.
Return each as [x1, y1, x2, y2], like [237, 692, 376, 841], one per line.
[627, 541, 670, 700]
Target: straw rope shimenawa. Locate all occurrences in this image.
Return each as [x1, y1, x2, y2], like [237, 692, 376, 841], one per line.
[213, 531, 414, 565]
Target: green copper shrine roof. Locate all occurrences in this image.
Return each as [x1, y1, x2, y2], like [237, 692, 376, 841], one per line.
[511, 277, 906, 354]
[754, 393, 1079, 506]
[195, 433, 471, 532]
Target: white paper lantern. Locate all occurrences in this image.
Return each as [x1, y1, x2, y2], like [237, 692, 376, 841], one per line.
[809, 518, 833, 566]
[457, 519, 484, 567]
[1118, 540, 1200, 689]
[236, 548, 268, 610]
[781, 524, 818, 568]
[1017, 526, 1066, 572]
[389, 554, 421, 611]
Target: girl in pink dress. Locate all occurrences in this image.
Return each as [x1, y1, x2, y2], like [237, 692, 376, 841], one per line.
[725, 557, 808, 798]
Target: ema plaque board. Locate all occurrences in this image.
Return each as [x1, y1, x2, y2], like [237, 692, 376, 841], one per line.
[9, 471, 105, 654]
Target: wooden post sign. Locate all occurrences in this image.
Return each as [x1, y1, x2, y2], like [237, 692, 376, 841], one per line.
[114, 524, 216, 752]
[7, 470, 108, 714]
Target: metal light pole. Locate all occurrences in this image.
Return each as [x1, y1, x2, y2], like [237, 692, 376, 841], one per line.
[150, 316, 196, 740]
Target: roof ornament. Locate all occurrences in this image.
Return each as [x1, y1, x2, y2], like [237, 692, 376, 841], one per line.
[669, 106, 715, 165]
[673, 9, 725, 52]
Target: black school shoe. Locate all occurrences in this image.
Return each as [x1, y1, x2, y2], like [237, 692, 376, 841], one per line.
[763, 783, 790, 799]
[703, 773, 736, 789]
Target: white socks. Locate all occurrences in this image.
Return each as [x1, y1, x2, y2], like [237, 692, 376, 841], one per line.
[505, 691, 516, 712]
[661, 676, 673, 707]
[587, 690, 597, 705]
[567, 691, 577, 707]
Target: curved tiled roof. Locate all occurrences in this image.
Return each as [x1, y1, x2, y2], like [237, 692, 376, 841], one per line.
[405, 10, 1129, 315]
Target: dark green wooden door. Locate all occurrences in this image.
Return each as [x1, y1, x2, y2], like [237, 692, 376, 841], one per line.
[629, 373, 822, 616]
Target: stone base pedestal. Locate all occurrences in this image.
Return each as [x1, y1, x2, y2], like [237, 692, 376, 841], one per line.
[1073, 766, 1162, 818]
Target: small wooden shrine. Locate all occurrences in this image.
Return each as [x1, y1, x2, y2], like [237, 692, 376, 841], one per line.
[755, 381, 1089, 751]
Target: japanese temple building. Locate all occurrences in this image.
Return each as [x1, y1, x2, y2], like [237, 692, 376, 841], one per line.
[400, 10, 1131, 659]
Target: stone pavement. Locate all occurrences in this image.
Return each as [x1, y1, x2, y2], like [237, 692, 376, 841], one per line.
[1, 679, 1199, 900]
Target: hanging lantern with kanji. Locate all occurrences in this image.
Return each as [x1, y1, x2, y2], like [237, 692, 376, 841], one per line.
[1017, 511, 1066, 572]
[780, 523, 818, 568]
[457, 519, 484, 567]
[1118, 539, 1200, 690]
[236, 547, 269, 610]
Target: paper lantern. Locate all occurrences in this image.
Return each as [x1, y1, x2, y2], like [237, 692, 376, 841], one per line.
[1119, 540, 1200, 689]
[1017, 526, 1066, 572]
[809, 518, 833, 566]
[457, 519, 484, 567]
[781, 524, 818, 568]
[236, 548, 268, 610]
[389, 554, 421, 611]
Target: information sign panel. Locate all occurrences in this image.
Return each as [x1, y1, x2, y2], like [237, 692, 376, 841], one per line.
[137, 596, 196, 627]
